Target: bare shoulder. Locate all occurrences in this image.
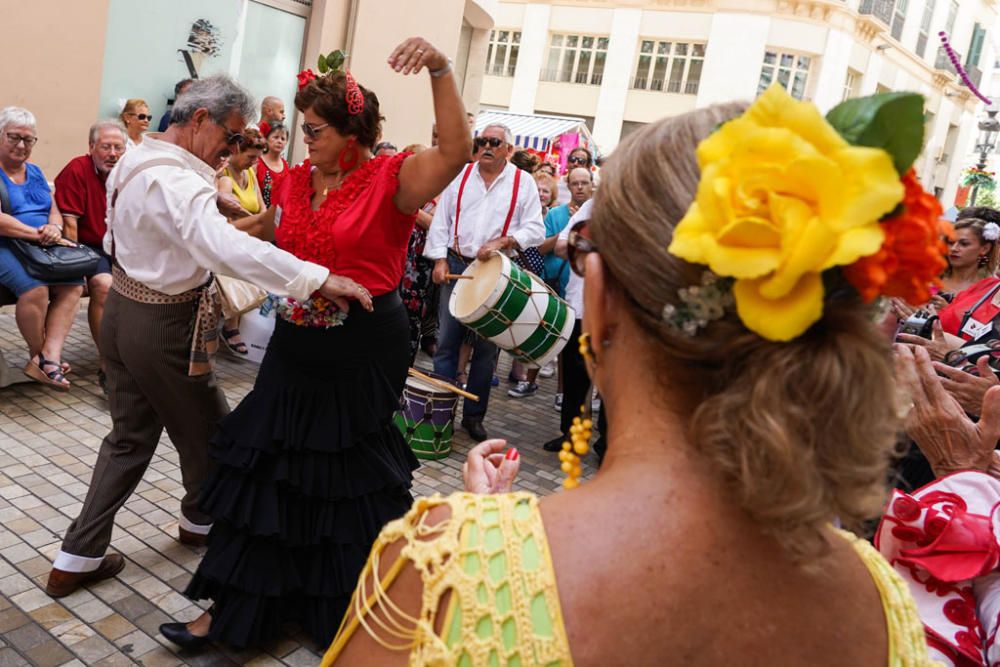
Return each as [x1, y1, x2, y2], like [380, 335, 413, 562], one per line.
[539, 491, 888, 666]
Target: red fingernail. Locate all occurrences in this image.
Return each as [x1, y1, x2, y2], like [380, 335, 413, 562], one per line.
[505, 448, 519, 461]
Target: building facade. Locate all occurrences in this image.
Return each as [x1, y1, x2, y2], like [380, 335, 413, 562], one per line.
[480, 0, 999, 205]
[2, 0, 497, 177]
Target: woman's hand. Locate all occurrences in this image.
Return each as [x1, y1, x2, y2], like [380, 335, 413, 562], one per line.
[388, 37, 448, 76]
[897, 318, 960, 362]
[890, 297, 917, 321]
[37, 224, 62, 245]
[896, 344, 1000, 476]
[317, 274, 373, 313]
[927, 294, 950, 315]
[463, 440, 520, 494]
[933, 356, 1000, 417]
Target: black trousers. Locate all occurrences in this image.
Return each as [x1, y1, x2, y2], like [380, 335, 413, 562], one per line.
[559, 319, 607, 462]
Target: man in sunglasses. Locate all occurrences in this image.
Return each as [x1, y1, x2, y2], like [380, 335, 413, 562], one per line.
[424, 123, 545, 441]
[46, 75, 367, 598]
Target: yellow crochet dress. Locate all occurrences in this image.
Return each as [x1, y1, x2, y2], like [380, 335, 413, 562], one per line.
[321, 493, 937, 666]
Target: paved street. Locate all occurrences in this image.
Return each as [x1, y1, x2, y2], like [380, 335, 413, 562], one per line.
[0, 304, 596, 666]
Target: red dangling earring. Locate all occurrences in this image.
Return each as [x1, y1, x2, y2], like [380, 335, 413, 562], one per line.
[338, 138, 359, 172]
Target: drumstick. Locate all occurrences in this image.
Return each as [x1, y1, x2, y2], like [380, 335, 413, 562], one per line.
[445, 273, 474, 281]
[408, 368, 480, 401]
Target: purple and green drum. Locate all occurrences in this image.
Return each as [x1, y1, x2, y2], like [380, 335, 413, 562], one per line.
[393, 372, 459, 460]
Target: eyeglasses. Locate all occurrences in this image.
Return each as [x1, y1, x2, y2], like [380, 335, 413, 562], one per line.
[95, 143, 125, 154]
[5, 133, 37, 147]
[567, 220, 597, 277]
[568, 156, 589, 166]
[131, 114, 153, 122]
[474, 136, 505, 150]
[213, 121, 246, 147]
[301, 122, 330, 140]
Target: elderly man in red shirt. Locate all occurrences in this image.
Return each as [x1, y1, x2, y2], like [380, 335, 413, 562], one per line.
[53, 120, 126, 395]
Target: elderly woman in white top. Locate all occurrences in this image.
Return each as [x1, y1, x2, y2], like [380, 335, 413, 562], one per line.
[0, 106, 83, 390]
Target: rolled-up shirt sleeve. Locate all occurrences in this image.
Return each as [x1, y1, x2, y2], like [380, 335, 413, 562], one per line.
[423, 183, 454, 260]
[159, 180, 329, 301]
[510, 176, 545, 250]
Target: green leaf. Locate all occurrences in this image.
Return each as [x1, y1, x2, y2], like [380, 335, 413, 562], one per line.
[825, 92, 925, 175]
[317, 53, 329, 73]
[327, 50, 346, 72]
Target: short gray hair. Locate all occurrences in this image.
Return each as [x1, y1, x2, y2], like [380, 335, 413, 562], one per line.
[170, 75, 256, 126]
[0, 107, 36, 135]
[89, 120, 127, 145]
[481, 123, 513, 145]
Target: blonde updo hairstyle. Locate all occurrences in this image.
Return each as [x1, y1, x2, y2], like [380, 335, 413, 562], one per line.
[591, 103, 899, 561]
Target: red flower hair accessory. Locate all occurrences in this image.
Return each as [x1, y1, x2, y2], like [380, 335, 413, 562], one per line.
[297, 69, 317, 91]
[345, 71, 365, 116]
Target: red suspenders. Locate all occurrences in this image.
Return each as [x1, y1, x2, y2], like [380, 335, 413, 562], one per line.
[452, 164, 521, 255]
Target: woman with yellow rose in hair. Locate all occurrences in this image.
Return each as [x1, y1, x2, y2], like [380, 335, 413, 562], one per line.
[322, 84, 942, 666]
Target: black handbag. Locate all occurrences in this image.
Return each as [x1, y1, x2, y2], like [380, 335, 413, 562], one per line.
[0, 173, 100, 281]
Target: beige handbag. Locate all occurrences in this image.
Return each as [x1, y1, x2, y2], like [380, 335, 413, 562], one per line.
[215, 275, 267, 319]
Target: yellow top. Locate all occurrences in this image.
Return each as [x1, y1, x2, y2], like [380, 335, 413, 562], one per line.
[322, 493, 937, 667]
[223, 166, 260, 214]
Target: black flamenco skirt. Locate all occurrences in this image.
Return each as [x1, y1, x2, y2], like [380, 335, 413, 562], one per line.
[184, 292, 419, 649]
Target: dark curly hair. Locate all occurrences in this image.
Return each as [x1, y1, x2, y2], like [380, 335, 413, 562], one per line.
[295, 72, 384, 149]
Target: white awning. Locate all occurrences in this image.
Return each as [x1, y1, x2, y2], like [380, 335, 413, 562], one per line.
[474, 110, 592, 152]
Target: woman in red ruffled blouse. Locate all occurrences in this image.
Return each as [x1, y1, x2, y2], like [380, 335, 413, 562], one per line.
[161, 37, 472, 652]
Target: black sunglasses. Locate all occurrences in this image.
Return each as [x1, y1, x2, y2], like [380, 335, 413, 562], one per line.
[567, 220, 596, 277]
[129, 113, 153, 121]
[568, 156, 589, 166]
[474, 136, 505, 150]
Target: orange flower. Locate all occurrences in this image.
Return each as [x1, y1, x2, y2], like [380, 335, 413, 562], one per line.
[843, 169, 950, 305]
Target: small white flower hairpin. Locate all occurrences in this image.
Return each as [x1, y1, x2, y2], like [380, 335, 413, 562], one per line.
[983, 222, 1000, 242]
[661, 272, 734, 336]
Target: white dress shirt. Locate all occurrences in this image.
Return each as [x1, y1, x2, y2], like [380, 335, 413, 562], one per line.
[559, 199, 592, 317]
[424, 161, 545, 260]
[103, 134, 328, 300]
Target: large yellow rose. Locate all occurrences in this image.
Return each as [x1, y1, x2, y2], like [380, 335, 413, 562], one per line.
[667, 84, 904, 341]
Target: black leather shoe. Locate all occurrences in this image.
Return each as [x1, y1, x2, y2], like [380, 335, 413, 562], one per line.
[159, 622, 211, 650]
[542, 436, 565, 452]
[461, 417, 488, 442]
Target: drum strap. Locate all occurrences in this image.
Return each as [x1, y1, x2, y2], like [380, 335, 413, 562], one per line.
[452, 163, 521, 254]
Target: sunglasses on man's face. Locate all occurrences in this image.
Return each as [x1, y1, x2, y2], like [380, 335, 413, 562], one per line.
[131, 114, 153, 122]
[474, 136, 505, 150]
[212, 120, 245, 147]
[567, 220, 597, 277]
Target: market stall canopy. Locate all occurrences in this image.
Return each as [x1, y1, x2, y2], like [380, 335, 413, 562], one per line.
[474, 110, 596, 153]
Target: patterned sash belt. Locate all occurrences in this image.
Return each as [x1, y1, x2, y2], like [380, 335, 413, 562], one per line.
[111, 265, 221, 376]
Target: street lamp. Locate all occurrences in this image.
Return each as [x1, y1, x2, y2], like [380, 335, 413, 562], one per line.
[971, 109, 1000, 205]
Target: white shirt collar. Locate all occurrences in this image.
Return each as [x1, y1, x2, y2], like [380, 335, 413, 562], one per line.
[139, 133, 216, 185]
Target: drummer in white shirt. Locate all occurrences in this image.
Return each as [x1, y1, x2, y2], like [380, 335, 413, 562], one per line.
[424, 123, 545, 441]
[542, 199, 607, 460]
[45, 75, 370, 598]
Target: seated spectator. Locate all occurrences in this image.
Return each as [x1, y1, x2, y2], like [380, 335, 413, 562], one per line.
[120, 99, 151, 149]
[0, 106, 83, 390]
[256, 123, 289, 208]
[216, 126, 266, 356]
[53, 120, 126, 396]
[158, 79, 194, 132]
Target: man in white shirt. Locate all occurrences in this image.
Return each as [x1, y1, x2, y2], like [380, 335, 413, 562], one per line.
[46, 76, 370, 598]
[424, 123, 544, 441]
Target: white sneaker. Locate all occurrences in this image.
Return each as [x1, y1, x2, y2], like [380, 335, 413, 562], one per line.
[538, 362, 555, 378]
[553, 393, 563, 411]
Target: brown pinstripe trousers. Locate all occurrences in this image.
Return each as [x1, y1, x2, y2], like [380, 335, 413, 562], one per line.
[59, 289, 229, 558]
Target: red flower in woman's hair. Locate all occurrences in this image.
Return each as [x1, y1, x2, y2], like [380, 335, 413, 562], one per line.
[844, 169, 951, 305]
[345, 71, 365, 116]
[297, 69, 317, 91]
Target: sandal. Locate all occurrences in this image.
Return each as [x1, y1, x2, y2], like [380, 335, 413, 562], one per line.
[24, 353, 70, 391]
[221, 328, 249, 356]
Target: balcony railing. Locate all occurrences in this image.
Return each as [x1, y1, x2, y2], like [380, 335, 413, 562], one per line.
[631, 78, 700, 95]
[966, 64, 984, 89]
[487, 63, 516, 77]
[858, 0, 893, 24]
[540, 68, 602, 85]
[935, 45, 962, 74]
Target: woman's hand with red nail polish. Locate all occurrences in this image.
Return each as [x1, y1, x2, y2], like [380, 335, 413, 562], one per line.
[463, 439, 520, 494]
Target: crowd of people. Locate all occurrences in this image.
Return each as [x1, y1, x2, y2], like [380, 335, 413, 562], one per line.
[8, 27, 1000, 667]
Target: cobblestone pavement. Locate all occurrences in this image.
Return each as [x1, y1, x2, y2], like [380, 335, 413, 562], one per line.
[0, 305, 597, 666]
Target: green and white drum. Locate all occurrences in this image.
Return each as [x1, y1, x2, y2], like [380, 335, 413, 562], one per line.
[450, 253, 576, 368]
[394, 373, 458, 460]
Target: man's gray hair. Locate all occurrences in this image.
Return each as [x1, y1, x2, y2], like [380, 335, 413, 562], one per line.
[89, 120, 127, 145]
[481, 123, 513, 145]
[0, 107, 36, 135]
[171, 75, 257, 126]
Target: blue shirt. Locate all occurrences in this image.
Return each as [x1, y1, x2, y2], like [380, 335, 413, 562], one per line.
[0, 163, 52, 229]
[543, 204, 572, 297]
